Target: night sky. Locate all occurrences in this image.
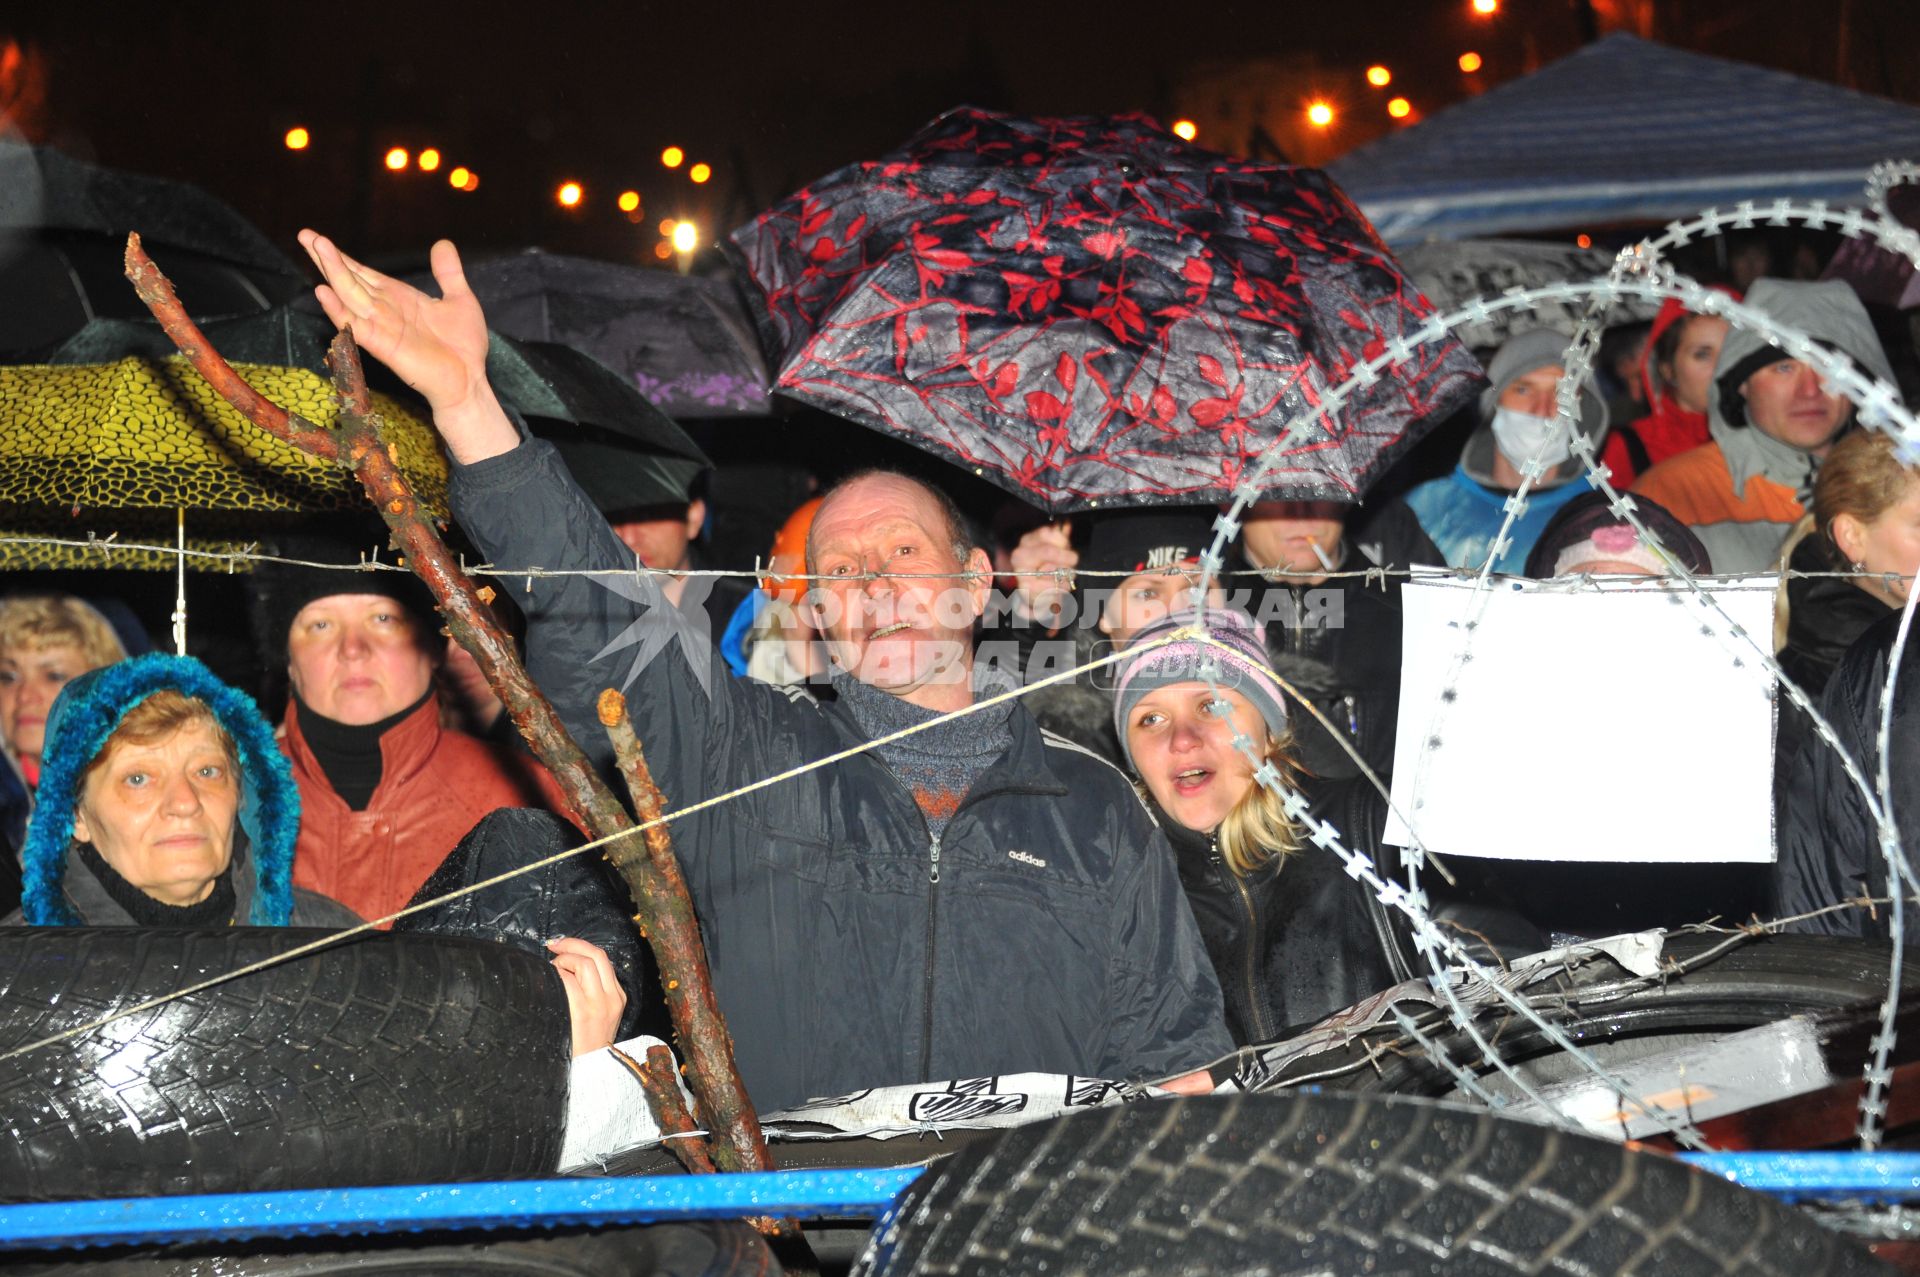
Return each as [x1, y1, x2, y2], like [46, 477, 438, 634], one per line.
[7, 0, 1913, 271]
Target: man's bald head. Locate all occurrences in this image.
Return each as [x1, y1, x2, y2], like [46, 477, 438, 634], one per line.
[807, 470, 977, 573]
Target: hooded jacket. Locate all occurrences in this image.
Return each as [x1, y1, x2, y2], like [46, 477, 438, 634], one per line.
[13, 654, 357, 928]
[449, 437, 1233, 1111]
[1773, 609, 1920, 939]
[1404, 328, 1610, 573]
[1600, 298, 1713, 488]
[1634, 279, 1897, 575]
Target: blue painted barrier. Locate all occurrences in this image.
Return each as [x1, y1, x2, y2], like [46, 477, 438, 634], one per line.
[7, 1154, 1920, 1253]
[1679, 1151, 1920, 1203]
[0, 1168, 925, 1251]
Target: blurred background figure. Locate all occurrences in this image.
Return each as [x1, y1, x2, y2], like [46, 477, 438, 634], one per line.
[1634, 279, 1897, 574]
[1404, 328, 1610, 573]
[0, 593, 130, 900]
[1599, 297, 1737, 489]
[1779, 428, 1920, 698]
[1522, 491, 1712, 579]
[720, 495, 827, 689]
[1234, 496, 1440, 781]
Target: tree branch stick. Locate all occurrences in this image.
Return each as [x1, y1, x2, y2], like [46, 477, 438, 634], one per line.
[124, 234, 342, 461]
[125, 234, 771, 1176]
[599, 689, 768, 1174]
[606, 1045, 717, 1175]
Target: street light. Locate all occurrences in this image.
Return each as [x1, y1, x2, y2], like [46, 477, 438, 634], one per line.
[618, 190, 642, 212]
[1171, 119, 1198, 141]
[1387, 97, 1412, 119]
[284, 126, 310, 151]
[671, 220, 698, 253]
[1471, 0, 1498, 13]
[384, 147, 409, 172]
[1365, 65, 1391, 88]
[661, 146, 684, 169]
[1458, 51, 1484, 73]
[689, 162, 712, 184]
[449, 166, 472, 190]
[558, 181, 583, 208]
[417, 148, 441, 172]
[1306, 101, 1335, 128]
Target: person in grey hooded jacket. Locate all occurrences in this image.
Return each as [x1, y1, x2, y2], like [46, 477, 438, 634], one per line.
[294, 231, 1233, 1112]
[1634, 279, 1898, 575]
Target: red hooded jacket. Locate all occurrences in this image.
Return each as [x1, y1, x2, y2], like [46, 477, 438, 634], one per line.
[1600, 291, 1739, 488]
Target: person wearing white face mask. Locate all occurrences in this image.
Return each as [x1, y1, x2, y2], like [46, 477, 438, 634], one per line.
[1404, 328, 1612, 574]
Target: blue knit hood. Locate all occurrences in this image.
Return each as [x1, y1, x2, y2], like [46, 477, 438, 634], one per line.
[19, 654, 299, 926]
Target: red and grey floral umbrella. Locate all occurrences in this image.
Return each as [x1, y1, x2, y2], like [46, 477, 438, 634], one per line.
[728, 107, 1483, 513]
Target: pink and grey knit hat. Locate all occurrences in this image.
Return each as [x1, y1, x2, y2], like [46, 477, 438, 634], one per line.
[1112, 606, 1290, 772]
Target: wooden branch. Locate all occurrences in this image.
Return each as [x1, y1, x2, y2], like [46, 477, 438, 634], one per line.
[599, 689, 768, 1175]
[607, 1045, 717, 1175]
[124, 234, 342, 461]
[124, 235, 772, 1177]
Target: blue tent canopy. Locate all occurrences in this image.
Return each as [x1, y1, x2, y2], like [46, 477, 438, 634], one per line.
[1329, 34, 1920, 245]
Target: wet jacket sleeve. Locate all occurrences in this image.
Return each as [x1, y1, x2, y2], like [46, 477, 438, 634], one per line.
[1098, 815, 1235, 1079]
[448, 437, 814, 831]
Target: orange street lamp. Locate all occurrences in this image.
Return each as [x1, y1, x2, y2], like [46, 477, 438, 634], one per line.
[449, 166, 472, 190]
[384, 147, 410, 172]
[618, 190, 642, 212]
[558, 181, 583, 208]
[1387, 97, 1412, 119]
[284, 127, 310, 151]
[1170, 119, 1198, 141]
[1306, 101, 1335, 128]
[661, 146, 684, 168]
[1365, 65, 1391, 88]
[1458, 50, 1484, 72]
[417, 148, 442, 172]
[689, 162, 712, 184]
[671, 220, 698, 254]
[1471, 0, 1498, 13]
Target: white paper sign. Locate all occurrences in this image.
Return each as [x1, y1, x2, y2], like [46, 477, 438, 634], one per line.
[1384, 574, 1776, 863]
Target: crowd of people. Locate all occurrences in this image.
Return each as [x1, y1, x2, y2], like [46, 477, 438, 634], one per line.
[3, 223, 1918, 1121]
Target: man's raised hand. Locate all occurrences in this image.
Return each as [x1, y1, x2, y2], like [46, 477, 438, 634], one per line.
[297, 231, 518, 463]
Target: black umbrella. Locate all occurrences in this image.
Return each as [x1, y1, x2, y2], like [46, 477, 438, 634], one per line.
[0, 141, 297, 273]
[0, 142, 305, 354]
[487, 334, 711, 511]
[417, 250, 771, 420]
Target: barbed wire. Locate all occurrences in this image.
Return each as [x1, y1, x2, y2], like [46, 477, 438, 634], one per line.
[4, 530, 1913, 589]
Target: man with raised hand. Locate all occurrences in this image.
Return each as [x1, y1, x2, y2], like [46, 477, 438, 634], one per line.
[298, 232, 1232, 1111]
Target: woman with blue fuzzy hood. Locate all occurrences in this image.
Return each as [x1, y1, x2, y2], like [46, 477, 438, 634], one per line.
[9, 654, 358, 928]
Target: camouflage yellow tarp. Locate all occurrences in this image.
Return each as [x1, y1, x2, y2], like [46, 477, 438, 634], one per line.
[0, 356, 448, 515]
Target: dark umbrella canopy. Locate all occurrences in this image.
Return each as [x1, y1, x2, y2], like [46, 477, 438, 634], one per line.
[487, 334, 711, 511]
[419, 250, 771, 419]
[729, 107, 1483, 514]
[0, 141, 298, 275]
[0, 142, 306, 356]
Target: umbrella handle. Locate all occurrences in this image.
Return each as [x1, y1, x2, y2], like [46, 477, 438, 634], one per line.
[171, 507, 188, 656]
